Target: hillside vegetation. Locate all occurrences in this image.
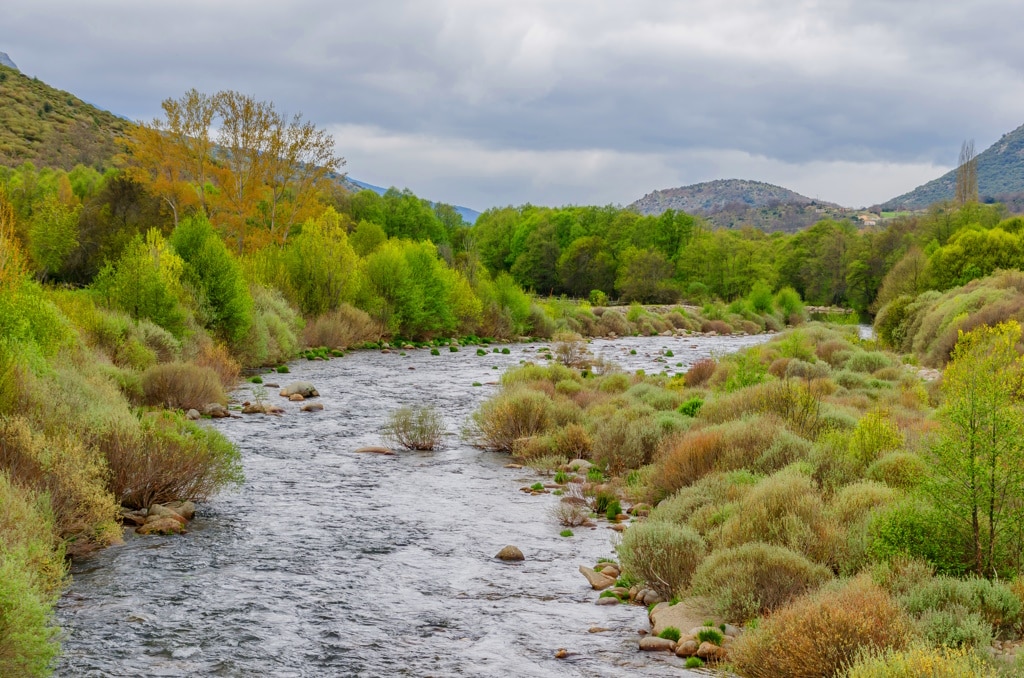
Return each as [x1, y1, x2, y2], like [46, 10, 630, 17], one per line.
[0, 64, 127, 170]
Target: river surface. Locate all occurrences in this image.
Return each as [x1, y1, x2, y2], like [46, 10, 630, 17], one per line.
[56, 333, 770, 677]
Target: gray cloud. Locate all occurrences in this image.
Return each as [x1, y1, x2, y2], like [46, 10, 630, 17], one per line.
[3, 0, 1023, 209]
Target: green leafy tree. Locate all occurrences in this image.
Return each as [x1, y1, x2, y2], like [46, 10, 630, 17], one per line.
[283, 207, 359, 316]
[557, 236, 615, 298]
[170, 215, 253, 344]
[27, 194, 79, 280]
[615, 247, 678, 303]
[93, 229, 189, 336]
[928, 321, 1024, 577]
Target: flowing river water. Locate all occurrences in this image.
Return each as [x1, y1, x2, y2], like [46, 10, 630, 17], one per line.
[56, 333, 771, 677]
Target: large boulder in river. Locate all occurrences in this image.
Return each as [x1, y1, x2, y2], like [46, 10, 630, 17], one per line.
[280, 381, 319, 398]
[579, 566, 615, 590]
[496, 545, 525, 561]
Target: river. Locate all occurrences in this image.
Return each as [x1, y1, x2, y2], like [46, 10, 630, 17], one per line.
[56, 333, 770, 677]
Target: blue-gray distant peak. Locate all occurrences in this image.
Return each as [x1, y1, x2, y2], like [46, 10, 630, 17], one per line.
[0, 52, 18, 71]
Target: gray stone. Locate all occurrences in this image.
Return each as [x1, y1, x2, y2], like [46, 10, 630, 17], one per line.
[136, 517, 185, 535]
[185, 408, 201, 420]
[279, 381, 319, 398]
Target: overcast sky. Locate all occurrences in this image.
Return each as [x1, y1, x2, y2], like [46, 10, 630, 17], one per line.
[5, 1, 1024, 210]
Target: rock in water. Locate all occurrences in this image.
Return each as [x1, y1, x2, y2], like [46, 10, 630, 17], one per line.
[136, 518, 185, 535]
[353, 446, 393, 455]
[280, 381, 319, 398]
[300, 402, 324, 412]
[638, 637, 676, 652]
[496, 545, 525, 561]
[579, 565, 615, 590]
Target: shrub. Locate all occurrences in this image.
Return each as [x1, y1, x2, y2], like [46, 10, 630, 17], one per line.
[696, 627, 724, 645]
[677, 396, 703, 417]
[785, 359, 831, 380]
[685, 657, 704, 669]
[842, 644, 999, 678]
[194, 340, 241, 391]
[684, 358, 716, 387]
[690, 543, 831, 622]
[915, 607, 991, 648]
[605, 499, 622, 520]
[774, 287, 806, 322]
[846, 351, 893, 373]
[626, 383, 682, 411]
[552, 331, 590, 366]
[141, 362, 226, 411]
[617, 521, 706, 599]
[551, 423, 592, 458]
[591, 410, 661, 474]
[381, 405, 446, 450]
[237, 285, 302, 367]
[902, 575, 1022, 639]
[866, 452, 929, 490]
[0, 524, 61, 677]
[550, 500, 589, 527]
[659, 626, 682, 642]
[848, 410, 903, 467]
[718, 469, 831, 563]
[92, 413, 243, 509]
[302, 303, 381, 349]
[868, 500, 965, 575]
[470, 387, 552, 451]
[654, 418, 783, 499]
[0, 416, 120, 545]
[730, 577, 912, 678]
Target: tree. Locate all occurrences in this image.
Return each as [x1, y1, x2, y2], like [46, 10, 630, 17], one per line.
[27, 194, 79, 280]
[955, 139, 978, 206]
[170, 215, 253, 344]
[615, 247, 678, 303]
[928, 321, 1024, 577]
[557, 236, 616, 298]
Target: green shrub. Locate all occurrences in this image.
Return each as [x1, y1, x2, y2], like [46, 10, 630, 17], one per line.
[684, 657, 704, 669]
[901, 575, 1022, 639]
[696, 627, 724, 645]
[658, 626, 682, 642]
[690, 542, 831, 622]
[848, 410, 903, 466]
[730, 577, 912, 678]
[140, 362, 226, 411]
[381, 405, 446, 450]
[718, 469, 831, 562]
[617, 521, 706, 599]
[677, 396, 703, 417]
[626, 383, 681, 411]
[866, 452, 928, 490]
[868, 500, 965, 575]
[237, 285, 302, 367]
[591, 409, 661, 473]
[560, 529, 573, 537]
[916, 607, 991, 648]
[846, 351, 893, 374]
[605, 499, 622, 520]
[0, 541, 61, 677]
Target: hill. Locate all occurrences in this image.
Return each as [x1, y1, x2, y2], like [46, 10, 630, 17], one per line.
[0, 62, 129, 170]
[881, 124, 1024, 210]
[629, 179, 849, 232]
[344, 177, 482, 224]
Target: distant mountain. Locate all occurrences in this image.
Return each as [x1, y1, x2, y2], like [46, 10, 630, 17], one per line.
[881, 124, 1024, 210]
[343, 177, 482, 225]
[0, 61, 128, 170]
[0, 52, 17, 71]
[629, 179, 848, 232]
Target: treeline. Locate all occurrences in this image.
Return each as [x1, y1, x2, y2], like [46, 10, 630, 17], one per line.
[471, 200, 1021, 316]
